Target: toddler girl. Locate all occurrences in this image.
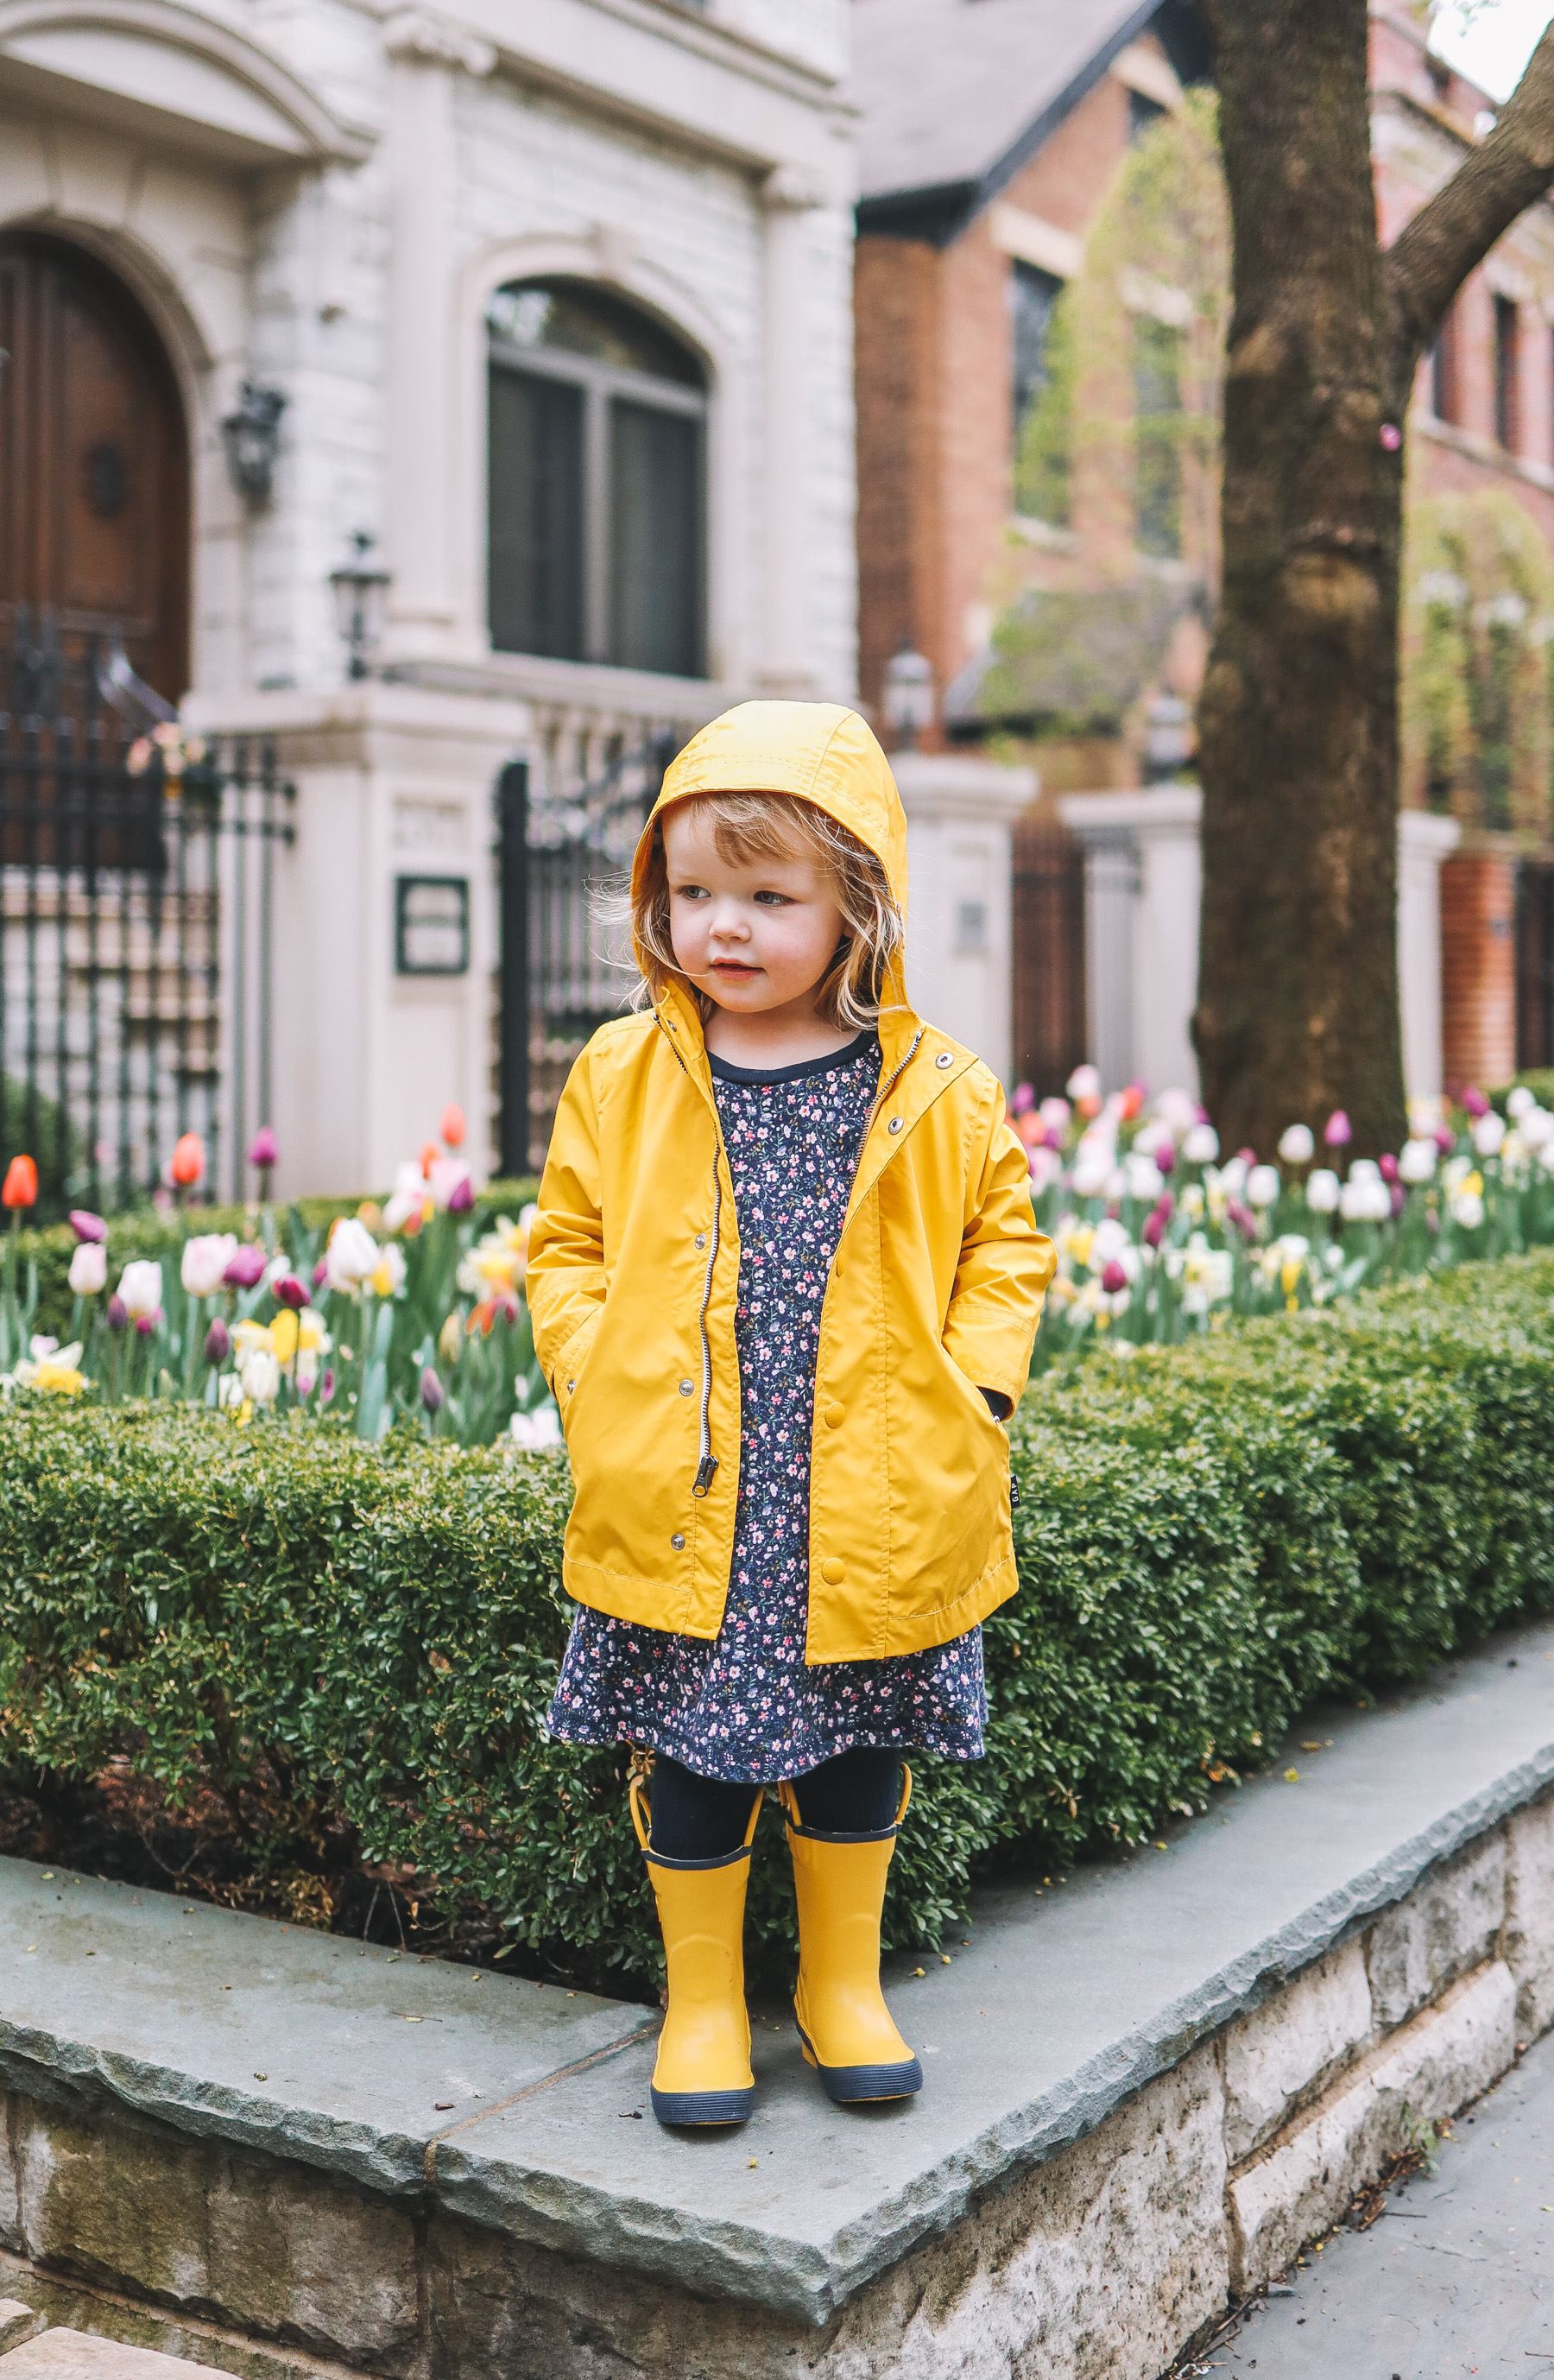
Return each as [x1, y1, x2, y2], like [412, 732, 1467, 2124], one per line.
[529, 700, 1053, 2127]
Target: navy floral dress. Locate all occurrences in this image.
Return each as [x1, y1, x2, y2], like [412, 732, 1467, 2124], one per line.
[546, 1030, 987, 1783]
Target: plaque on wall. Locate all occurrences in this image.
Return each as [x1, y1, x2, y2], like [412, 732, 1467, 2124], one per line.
[395, 875, 469, 976]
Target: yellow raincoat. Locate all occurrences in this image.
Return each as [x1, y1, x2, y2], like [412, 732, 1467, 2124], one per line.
[527, 702, 1056, 1663]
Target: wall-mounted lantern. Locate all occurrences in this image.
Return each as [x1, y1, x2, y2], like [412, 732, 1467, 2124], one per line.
[221, 383, 287, 503]
[329, 532, 391, 680]
[882, 642, 935, 752]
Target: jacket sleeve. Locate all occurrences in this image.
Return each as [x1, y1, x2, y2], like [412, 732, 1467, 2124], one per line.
[941, 1077, 1056, 1408]
[525, 1051, 607, 1400]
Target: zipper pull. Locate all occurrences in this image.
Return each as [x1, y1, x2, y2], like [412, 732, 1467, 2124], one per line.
[693, 1453, 720, 1497]
[1010, 1473, 1020, 1511]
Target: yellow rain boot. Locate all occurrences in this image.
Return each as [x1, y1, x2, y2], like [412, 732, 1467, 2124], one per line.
[779, 1766, 923, 2105]
[630, 1775, 762, 2128]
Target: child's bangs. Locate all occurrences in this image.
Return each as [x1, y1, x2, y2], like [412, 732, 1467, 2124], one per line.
[685, 793, 827, 871]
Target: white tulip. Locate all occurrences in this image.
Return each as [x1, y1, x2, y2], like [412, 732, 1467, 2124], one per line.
[1278, 1123, 1316, 1164]
[1182, 1123, 1219, 1164]
[509, 1405, 561, 1451]
[1399, 1137, 1437, 1184]
[69, 1241, 107, 1294]
[1471, 1112, 1506, 1157]
[1028, 1146, 1063, 1195]
[1102, 1166, 1128, 1202]
[1450, 1189, 1485, 1231]
[1071, 1151, 1112, 1198]
[1217, 1156, 1248, 1199]
[180, 1233, 237, 1298]
[1519, 1106, 1554, 1151]
[1305, 1168, 1341, 1214]
[1125, 1152, 1164, 1202]
[1508, 1086, 1536, 1119]
[325, 1217, 382, 1291]
[1340, 1176, 1390, 1223]
[1247, 1164, 1280, 1209]
[117, 1260, 163, 1319]
[239, 1348, 281, 1405]
[1065, 1064, 1101, 1102]
[1155, 1087, 1198, 1136]
[1091, 1218, 1131, 1265]
[1348, 1158, 1381, 1185]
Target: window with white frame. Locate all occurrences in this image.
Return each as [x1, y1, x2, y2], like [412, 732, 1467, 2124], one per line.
[487, 279, 708, 678]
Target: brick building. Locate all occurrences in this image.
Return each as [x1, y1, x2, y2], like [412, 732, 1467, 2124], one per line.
[850, 0, 1554, 1098]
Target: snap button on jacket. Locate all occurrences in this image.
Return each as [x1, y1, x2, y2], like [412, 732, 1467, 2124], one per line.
[527, 701, 1057, 1665]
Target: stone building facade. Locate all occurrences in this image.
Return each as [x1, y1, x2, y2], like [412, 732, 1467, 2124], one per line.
[0, 0, 857, 1194]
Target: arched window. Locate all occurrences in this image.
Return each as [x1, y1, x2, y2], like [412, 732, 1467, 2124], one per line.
[487, 280, 707, 678]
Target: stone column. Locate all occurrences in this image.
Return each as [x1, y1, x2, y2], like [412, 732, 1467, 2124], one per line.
[382, 12, 495, 658]
[892, 750, 1036, 1088]
[185, 683, 531, 1199]
[759, 168, 823, 695]
[1398, 811, 1461, 1100]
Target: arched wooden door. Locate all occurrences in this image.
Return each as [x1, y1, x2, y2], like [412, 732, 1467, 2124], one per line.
[0, 232, 190, 703]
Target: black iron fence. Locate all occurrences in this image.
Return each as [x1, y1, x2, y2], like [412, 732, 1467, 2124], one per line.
[1517, 859, 1554, 1073]
[0, 612, 294, 1215]
[496, 734, 676, 1175]
[1012, 819, 1088, 1098]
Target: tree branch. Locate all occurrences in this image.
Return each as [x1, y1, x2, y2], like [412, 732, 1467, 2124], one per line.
[1385, 23, 1554, 391]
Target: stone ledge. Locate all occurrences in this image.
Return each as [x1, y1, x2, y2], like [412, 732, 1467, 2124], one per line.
[0, 1620, 1551, 2377]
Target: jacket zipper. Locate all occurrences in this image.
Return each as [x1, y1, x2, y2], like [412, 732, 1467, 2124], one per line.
[693, 1167, 722, 1497]
[863, 1028, 925, 1144]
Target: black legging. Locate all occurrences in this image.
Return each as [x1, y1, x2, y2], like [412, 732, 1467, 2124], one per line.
[648, 1747, 902, 1860]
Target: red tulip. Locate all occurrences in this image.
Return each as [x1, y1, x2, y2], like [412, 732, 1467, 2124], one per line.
[170, 1132, 204, 1187]
[272, 1273, 307, 1311]
[440, 1104, 466, 1149]
[2, 1155, 37, 1209]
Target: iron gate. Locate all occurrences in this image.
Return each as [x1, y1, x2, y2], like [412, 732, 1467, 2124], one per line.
[0, 611, 294, 1215]
[1012, 819, 1088, 1097]
[496, 734, 677, 1175]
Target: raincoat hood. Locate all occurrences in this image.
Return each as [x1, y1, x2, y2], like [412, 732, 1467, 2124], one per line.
[630, 702, 910, 1005]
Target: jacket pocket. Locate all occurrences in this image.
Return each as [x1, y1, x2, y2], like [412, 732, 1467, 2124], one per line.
[550, 1308, 603, 1434]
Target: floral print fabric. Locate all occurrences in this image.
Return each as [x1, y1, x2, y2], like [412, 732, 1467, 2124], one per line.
[547, 1031, 987, 1782]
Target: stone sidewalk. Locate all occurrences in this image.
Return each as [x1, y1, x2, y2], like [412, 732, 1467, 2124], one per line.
[0, 1619, 1551, 2377]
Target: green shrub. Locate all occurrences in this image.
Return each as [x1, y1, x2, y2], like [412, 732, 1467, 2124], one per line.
[3, 1251, 1554, 1994]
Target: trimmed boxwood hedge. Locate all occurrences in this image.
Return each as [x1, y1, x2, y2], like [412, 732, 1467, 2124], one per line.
[2, 1250, 1552, 1993]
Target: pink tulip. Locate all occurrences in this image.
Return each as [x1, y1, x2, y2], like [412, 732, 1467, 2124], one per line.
[1379, 1153, 1399, 1182]
[224, 1245, 268, 1288]
[134, 1313, 158, 1337]
[1324, 1110, 1352, 1148]
[69, 1209, 107, 1244]
[1156, 1144, 1176, 1174]
[1010, 1083, 1036, 1117]
[249, 1125, 279, 1170]
[1461, 1086, 1490, 1119]
[1100, 1258, 1128, 1294]
[313, 1257, 329, 1288]
[1142, 1208, 1167, 1250]
[1391, 1183, 1406, 1218]
[1434, 1125, 1456, 1155]
[1235, 1147, 1257, 1168]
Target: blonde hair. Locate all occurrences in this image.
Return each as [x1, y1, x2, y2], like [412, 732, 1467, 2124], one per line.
[633, 792, 903, 1030]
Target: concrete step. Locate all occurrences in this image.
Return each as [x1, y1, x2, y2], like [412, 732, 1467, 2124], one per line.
[0, 2335, 216, 2375]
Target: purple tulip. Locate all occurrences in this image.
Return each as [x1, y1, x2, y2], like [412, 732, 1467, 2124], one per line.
[1379, 1153, 1399, 1183]
[1461, 1086, 1490, 1119]
[204, 1317, 231, 1365]
[319, 1368, 336, 1407]
[1142, 1208, 1167, 1250]
[1227, 1201, 1259, 1244]
[1155, 1144, 1176, 1175]
[1434, 1124, 1456, 1155]
[1100, 1258, 1128, 1294]
[248, 1125, 279, 1170]
[1324, 1110, 1352, 1149]
[106, 1294, 129, 1332]
[1391, 1183, 1406, 1219]
[447, 1174, 475, 1215]
[313, 1257, 329, 1288]
[420, 1366, 445, 1412]
[272, 1272, 307, 1311]
[1010, 1082, 1036, 1117]
[69, 1209, 107, 1244]
[224, 1244, 268, 1288]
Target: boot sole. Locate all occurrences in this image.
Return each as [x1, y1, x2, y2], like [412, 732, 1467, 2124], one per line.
[649, 2083, 755, 2127]
[796, 2018, 923, 2104]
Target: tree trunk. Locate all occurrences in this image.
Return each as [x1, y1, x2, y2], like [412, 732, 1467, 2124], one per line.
[1195, 0, 1406, 1159]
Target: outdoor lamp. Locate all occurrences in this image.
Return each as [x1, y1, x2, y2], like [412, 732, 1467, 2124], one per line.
[882, 642, 935, 751]
[220, 383, 287, 503]
[329, 532, 391, 680]
[1142, 692, 1195, 782]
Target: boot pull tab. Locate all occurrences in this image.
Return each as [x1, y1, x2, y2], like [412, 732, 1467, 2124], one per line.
[629, 1773, 653, 1852]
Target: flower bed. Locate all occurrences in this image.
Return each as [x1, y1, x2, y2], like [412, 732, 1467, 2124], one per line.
[3, 1250, 1551, 1992]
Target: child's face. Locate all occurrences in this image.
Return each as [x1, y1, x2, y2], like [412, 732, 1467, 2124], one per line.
[662, 806, 845, 1021]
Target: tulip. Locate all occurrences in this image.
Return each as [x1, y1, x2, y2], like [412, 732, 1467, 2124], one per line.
[1508, 1086, 1536, 1120]
[1066, 1064, 1101, 1104]
[1182, 1123, 1219, 1164]
[1461, 1086, 1490, 1120]
[181, 1233, 238, 1298]
[509, 1407, 561, 1452]
[248, 1125, 279, 1171]
[1100, 1258, 1128, 1294]
[440, 1104, 466, 1149]
[1433, 1124, 1456, 1155]
[134, 1313, 157, 1337]
[2, 1154, 37, 1209]
[117, 1260, 163, 1320]
[106, 1294, 129, 1331]
[1472, 1112, 1506, 1157]
[319, 1368, 336, 1407]
[313, 1257, 329, 1288]
[1155, 1143, 1176, 1175]
[1277, 1123, 1315, 1165]
[170, 1132, 204, 1189]
[240, 1348, 281, 1406]
[204, 1317, 231, 1365]
[1378, 1153, 1399, 1183]
[1142, 1207, 1166, 1250]
[428, 1157, 472, 1212]
[1010, 1083, 1037, 1117]
[1305, 1168, 1342, 1214]
[447, 1174, 475, 1215]
[1323, 1110, 1351, 1148]
[325, 1216, 381, 1291]
[69, 1209, 106, 1244]
[1247, 1164, 1280, 1210]
[420, 1365, 445, 1412]
[68, 1242, 107, 1295]
[272, 1272, 307, 1312]
[1399, 1137, 1437, 1185]
[224, 1244, 268, 1289]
